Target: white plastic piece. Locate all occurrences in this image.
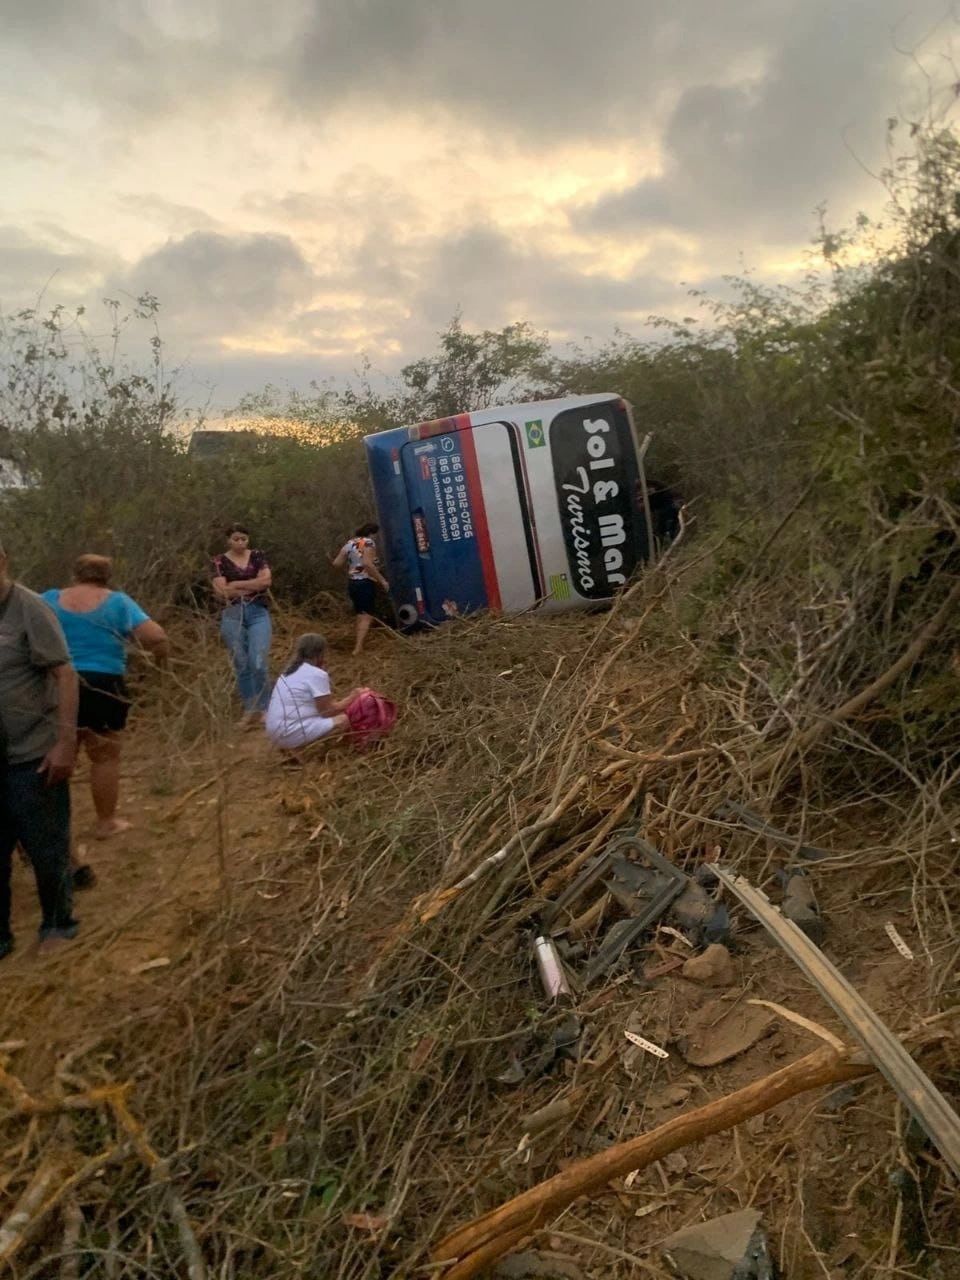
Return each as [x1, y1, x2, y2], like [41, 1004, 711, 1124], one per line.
[884, 922, 914, 961]
[624, 1029, 669, 1059]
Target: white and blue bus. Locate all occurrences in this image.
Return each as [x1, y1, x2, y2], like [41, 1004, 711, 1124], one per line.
[364, 394, 650, 628]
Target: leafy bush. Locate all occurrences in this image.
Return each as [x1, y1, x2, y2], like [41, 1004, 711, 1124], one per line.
[0, 302, 373, 608]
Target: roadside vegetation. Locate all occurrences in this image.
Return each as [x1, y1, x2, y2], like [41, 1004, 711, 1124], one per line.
[0, 120, 958, 1278]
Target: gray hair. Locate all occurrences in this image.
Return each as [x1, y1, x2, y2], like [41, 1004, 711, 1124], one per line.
[283, 632, 328, 676]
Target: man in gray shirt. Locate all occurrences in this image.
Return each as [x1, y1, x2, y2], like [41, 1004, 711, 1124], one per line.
[0, 541, 79, 956]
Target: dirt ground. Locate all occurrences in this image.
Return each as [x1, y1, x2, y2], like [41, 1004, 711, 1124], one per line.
[0, 609, 957, 1279]
[0, 616, 372, 1085]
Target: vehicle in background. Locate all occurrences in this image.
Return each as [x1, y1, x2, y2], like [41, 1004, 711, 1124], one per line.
[364, 394, 651, 628]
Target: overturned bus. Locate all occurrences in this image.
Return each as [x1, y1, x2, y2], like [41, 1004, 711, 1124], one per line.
[363, 393, 651, 628]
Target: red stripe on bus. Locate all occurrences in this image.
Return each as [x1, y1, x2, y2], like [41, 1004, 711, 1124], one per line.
[458, 420, 502, 611]
[414, 416, 457, 439]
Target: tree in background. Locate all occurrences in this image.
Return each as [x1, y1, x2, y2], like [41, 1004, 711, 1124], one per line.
[398, 313, 551, 419]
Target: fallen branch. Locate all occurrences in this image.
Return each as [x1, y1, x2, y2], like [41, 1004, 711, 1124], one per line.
[59, 1194, 82, 1280]
[0, 1067, 126, 1118]
[593, 739, 716, 766]
[106, 1088, 207, 1279]
[414, 775, 589, 925]
[0, 1147, 122, 1272]
[432, 1045, 873, 1278]
[0, 1159, 68, 1267]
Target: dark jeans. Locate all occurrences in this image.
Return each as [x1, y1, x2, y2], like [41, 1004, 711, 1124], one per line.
[0, 761, 75, 940]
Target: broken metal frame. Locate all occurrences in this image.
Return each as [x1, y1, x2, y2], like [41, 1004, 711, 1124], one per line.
[541, 831, 688, 986]
[710, 864, 960, 1181]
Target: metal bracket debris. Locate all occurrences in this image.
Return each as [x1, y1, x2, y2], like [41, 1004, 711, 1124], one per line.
[715, 800, 833, 862]
[709, 864, 960, 1181]
[542, 831, 687, 985]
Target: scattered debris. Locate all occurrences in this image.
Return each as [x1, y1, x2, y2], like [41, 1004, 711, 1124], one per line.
[433, 1044, 873, 1278]
[777, 869, 825, 945]
[669, 879, 731, 947]
[682, 943, 735, 987]
[660, 1207, 774, 1280]
[624, 1028, 669, 1059]
[622, 1010, 669, 1075]
[635, 1199, 672, 1218]
[495, 1014, 582, 1086]
[533, 936, 572, 1001]
[884, 922, 914, 961]
[747, 999, 844, 1051]
[519, 1091, 586, 1138]
[710, 864, 960, 1179]
[542, 831, 687, 985]
[679, 999, 776, 1067]
[659, 925, 695, 948]
[715, 799, 833, 862]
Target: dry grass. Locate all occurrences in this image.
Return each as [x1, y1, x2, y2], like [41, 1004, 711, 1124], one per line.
[0, 559, 958, 1279]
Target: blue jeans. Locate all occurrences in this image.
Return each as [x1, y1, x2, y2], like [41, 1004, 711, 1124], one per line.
[0, 761, 76, 940]
[220, 602, 272, 712]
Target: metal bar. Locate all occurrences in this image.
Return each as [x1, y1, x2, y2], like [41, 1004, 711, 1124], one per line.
[715, 800, 833, 862]
[710, 865, 960, 1180]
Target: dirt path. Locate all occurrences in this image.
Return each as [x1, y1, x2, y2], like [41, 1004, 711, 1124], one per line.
[0, 618, 381, 1089]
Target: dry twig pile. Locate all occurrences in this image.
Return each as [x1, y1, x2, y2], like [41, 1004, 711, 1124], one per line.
[0, 557, 958, 1278]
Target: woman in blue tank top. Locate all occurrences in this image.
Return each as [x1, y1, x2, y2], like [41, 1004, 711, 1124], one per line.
[43, 555, 169, 845]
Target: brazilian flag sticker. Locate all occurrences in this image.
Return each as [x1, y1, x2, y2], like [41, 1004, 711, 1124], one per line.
[549, 573, 571, 600]
[524, 419, 545, 448]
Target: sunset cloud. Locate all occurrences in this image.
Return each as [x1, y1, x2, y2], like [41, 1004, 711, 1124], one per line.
[1, 0, 957, 406]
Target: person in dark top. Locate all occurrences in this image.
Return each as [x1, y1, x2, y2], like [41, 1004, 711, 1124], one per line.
[0, 540, 80, 957]
[210, 524, 273, 724]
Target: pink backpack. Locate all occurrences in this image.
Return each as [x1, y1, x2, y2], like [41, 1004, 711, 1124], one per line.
[345, 687, 397, 750]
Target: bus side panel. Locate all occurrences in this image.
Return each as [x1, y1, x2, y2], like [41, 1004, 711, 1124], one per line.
[364, 429, 427, 624]
[365, 394, 644, 625]
[506, 395, 639, 610]
[399, 430, 493, 621]
[548, 399, 645, 600]
[402, 420, 542, 618]
[468, 420, 541, 612]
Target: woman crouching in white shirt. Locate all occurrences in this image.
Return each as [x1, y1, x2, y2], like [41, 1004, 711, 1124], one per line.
[265, 633, 358, 759]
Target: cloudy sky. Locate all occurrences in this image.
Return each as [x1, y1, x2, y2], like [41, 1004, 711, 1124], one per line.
[1, 1, 958, 409]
